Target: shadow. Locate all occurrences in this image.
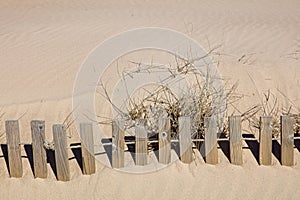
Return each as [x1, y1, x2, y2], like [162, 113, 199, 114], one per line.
[46, 149, 57, 178]
[154, 148, 159, 161]
[124, 136, 135, 143]
[243, 133, 259, 164]
[24, 144, 34, 175]
[218, 141, 230, 162]
[101, 138, 112, 166]
[125, 136, 136, 163]
[148, 134, 159, 162]
[294, 133, 300, 152]
[70, 143, 83, 172]
[149, 134, 159, 162]
[193, 141, 205, 160]
[152, 142, 160, 162]
[272, 140, 281, 164]
[295, 140, 300, 152]
[171, 142, 180, 159]
[0, 144, 9, 174]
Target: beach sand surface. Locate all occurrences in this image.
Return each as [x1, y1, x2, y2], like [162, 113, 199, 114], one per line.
[0, 0, 300, 199]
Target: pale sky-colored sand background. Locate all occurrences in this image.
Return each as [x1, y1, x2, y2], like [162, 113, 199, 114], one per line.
[0, 0, 300, 199]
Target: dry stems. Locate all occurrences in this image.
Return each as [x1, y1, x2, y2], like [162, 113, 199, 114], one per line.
[243, 89, 300, 137]
[98, 55, 241, 140]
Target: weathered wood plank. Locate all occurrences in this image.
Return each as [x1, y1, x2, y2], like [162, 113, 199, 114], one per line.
[179, 116, 193, 164]
[135, 124, 148, 165]
[204, 116, 218, 164]
[158, 118, 171, 164]
[112, 120, 125, 168]
[80, 123, 96, 174]
[53, 124, 70, 181]
[229, 115, 243, 165]
[5, 120, 23, 178]
[31, 120, 47, 178]
[259, 116, 272, 165]
[281, 115, 294, 166]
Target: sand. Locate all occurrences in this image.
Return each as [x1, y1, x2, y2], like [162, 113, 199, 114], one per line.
[0, 0, 300, 199]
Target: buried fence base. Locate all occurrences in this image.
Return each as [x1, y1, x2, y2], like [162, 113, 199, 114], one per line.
[179, 116, 193, 164]
[281, 116, 294, 166]
[159, 118, 171, 164]
[229, 116, 243, 165]
[53, 124, 70, 181]
[31, 120, 47, 178]
[0, 114, 298, 181]
[6, 120, 23, 178]
[259, 116, 273, 166]
[112, 120, 125, 168]
[135, 124, 148, 166]
[204, 117, 218, 165]
[80, 123, 96, 175]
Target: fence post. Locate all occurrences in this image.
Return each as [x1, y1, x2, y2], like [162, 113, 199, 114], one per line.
[259, 116, 272, 165]
[281, 115, 294, 166]
[112, 120, 125, 168]
[80, 123, 96, 174]
[204, 116, 218, 164]
[31, 120, 47, 178]
[135, 124, 148, 165]
[5, 120, 23, 178]
[229, 115, 243, 165]
[159, 118, 171, 164]
[53, 124, 70, 181]
[179, 116, 193, 164]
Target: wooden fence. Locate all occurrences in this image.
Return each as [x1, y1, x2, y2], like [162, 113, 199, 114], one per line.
[0, 115, 297, 181]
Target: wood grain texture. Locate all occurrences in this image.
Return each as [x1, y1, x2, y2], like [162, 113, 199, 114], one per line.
[204, 117, 218, 165]
[112, 120, 125, 168]
[5, 120, 23, 178]
[179, 116, 193, 164]
[80, 123, 96, 174]
[31, 120, 47, 178]
[135, 125, 148, 166]
[53, 124, 70, 181]
[259, 116, 272, 165]
[281, 115, 294, 166]
[158, 118, 171, 164]
[229, 116, 243, 165]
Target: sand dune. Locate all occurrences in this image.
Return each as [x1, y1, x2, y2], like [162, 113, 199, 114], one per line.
[0, 0, 300, 199]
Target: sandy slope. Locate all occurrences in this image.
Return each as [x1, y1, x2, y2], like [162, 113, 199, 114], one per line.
[0, 0, 300, 199]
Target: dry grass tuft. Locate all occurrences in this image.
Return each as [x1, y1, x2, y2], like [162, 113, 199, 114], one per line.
[98, 55, 241, 140]
[63, 110, 76, 139]
[243, 89, 300, 137]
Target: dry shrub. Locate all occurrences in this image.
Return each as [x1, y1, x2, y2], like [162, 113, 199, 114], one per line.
[243, 89, 300, 137]
[99, 56, 241, 140]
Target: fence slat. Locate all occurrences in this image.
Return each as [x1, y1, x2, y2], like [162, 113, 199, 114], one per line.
[204, 117, 218, 164]
[80, 123, 96, 174]
[135, 124, 148, 165]
[179, 116, 193, 164]
[5, 120, 23, 178]
[31, 120, 47, 178]
[159, 118, 171, 164]
[229, 116, 243, 165]
[259, 116, 272, 165]
[281, 115, 294, 166]
[112, 120, 125, 168]
[53, 124, 70, 181]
